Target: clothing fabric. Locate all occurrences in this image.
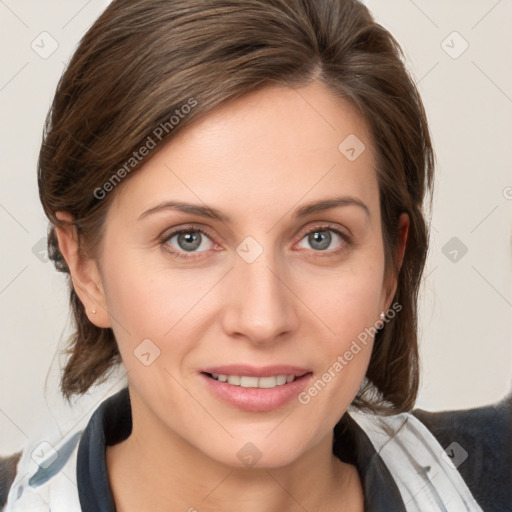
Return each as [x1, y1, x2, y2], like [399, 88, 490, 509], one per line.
[2, 387, 510, 511]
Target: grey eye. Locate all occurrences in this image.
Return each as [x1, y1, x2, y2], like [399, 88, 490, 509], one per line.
[166, 230, 214, 253]
[307, 231, 332, 250]
[297, 229, 343, 252]
[177, 232, 202, 251]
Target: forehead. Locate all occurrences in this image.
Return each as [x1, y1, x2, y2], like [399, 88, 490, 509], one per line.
[111, 80, 378, 225]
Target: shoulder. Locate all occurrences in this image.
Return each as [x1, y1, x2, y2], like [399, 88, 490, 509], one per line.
[0, 429, 83, 511]
[412, 393, 512, 512]
[0, 387, 129, 512]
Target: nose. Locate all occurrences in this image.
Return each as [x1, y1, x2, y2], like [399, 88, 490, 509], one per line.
[220, 248, 300, 345]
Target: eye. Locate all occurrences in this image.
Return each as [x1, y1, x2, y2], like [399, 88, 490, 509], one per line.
[295, 225, 350, 254]
[160, 223, 351, 262]
[161, 227, 217, 260]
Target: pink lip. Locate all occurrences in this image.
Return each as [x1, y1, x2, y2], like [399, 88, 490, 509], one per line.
[200, 371, 314, 412]
[200, 364, 311, 378]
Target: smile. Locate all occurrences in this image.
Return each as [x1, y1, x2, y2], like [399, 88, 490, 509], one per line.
[200, 371, 313, 412]
[206, 373, 296, 388]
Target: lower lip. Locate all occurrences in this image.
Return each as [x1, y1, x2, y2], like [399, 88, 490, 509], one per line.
[200, 372, 313, 412]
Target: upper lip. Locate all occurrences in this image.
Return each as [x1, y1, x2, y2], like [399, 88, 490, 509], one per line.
[201, 365, 311, 378]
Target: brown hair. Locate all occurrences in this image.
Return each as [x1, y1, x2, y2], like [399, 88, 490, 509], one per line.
[38, 0, 434, 412]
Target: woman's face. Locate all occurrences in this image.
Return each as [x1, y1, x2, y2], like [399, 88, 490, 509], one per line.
[90, 80, 404, 467]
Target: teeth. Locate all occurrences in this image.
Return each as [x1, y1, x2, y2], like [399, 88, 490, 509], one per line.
[227, 375, 241, 385]
[209, 373, 297, 388]
[240, 376, 259, 387]
[258, 376, 280, 388]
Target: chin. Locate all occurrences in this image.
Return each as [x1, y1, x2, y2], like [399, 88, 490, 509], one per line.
[200, 435, 308, 470]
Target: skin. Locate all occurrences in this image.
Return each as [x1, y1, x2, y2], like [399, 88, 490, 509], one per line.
[56, 80, 409, 512]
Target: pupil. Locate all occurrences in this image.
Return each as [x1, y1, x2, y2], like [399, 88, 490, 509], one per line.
[178, 231, 201, 251]
[309, 231, 331, 250]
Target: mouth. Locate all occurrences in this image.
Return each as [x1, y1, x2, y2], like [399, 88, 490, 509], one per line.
[199, 368, 314, 412]
[201, 371, 311, 389]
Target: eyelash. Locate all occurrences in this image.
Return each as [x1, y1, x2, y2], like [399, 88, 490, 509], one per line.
[159, 224, 351, 261]
[160, 226, 217, 261]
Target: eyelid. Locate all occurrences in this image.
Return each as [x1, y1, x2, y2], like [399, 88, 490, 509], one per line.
[159, 224, 219, 260]
[295, 222, 349, 242]
[160, 223, 217, 242]
[293, 223, 351, 253]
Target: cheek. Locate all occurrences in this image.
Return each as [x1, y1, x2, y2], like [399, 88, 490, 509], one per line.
[295, 254, 385, 397]
[300, 255, 385, 340]
[100, 252, 220, 358]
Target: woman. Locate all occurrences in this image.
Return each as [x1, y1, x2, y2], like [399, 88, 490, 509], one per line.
[1, 0, 510, 511]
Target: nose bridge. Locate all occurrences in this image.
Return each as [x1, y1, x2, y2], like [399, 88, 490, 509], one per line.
[222, 239, 298, 342]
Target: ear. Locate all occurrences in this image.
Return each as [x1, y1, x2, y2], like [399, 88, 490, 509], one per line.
[54, 211, 111, 328]
[380, 213, 410, 313]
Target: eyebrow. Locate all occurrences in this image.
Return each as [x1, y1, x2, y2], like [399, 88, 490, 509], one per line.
[138, 195, 370, 222]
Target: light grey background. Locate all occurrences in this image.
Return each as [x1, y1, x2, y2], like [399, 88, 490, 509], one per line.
[1, 0, 511, 454]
